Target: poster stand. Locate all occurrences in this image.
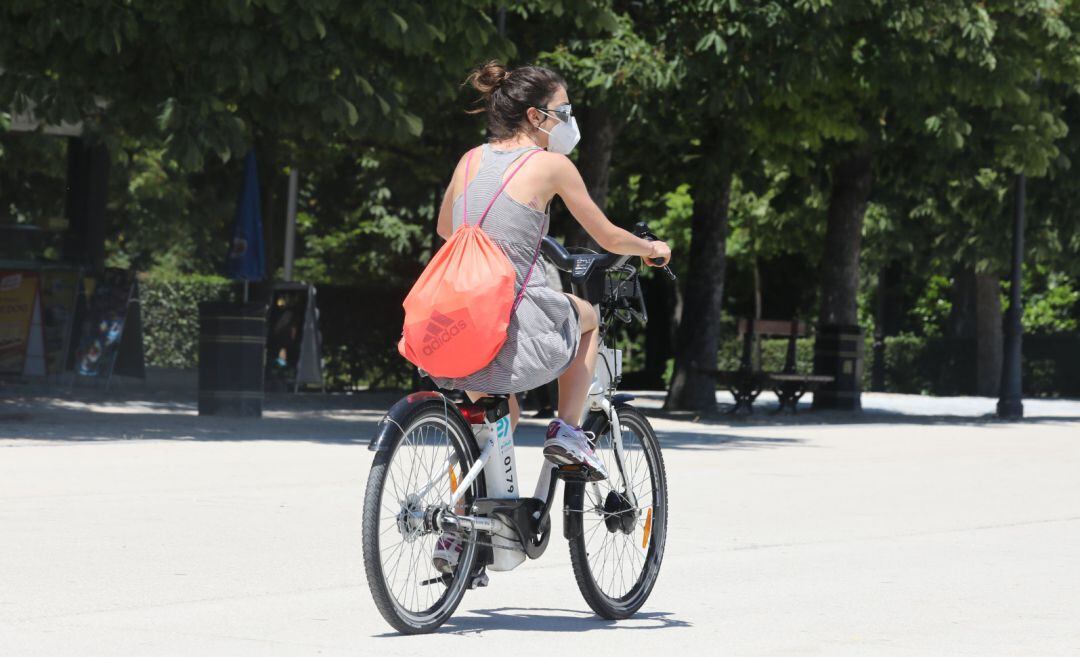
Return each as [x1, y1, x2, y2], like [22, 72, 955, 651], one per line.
[41, 266, 82, 383]
[265, 282, 324, 393]
[23, 292, 46, 377]
[71, 268, 144, 390]
[113, 279, 145, 381]
[0, 271, 42, 378]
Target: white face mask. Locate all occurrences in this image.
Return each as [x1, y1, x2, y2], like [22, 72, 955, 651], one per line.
[537, 106, 580, 155]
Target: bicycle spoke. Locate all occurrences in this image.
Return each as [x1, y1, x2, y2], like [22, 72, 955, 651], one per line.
[578, 416, 663, 601]
[369, 410, 477, 623]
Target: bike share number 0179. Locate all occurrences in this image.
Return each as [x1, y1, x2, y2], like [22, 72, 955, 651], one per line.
[492, 416, 515, 495]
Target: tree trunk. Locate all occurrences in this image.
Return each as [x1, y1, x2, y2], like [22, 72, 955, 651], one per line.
[974, 273, 1003, 396]
[812, 147, 874, 410]
[664, 172, 733, 412]
[568, 106, 620, 248]
[62, 137, 109, 274]
[640, 273, 674, 388]
[817, 148, 874, 326]
[949, 268, 1003, 395]
[948, 268, 978, 339]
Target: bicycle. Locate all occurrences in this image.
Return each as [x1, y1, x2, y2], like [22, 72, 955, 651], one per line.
[362, 223, 676, 634]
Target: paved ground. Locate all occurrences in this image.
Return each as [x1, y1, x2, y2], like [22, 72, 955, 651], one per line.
[1, 390, 1078, 656]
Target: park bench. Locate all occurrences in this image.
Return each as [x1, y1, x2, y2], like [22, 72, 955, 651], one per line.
[703, 318, 834, 414]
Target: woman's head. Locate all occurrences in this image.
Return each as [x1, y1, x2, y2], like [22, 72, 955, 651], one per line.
[466, 61, 572, 148]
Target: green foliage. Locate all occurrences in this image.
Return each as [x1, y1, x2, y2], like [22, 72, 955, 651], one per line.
[880, 333, 934, 394]
[908, 275, 953, 337]
[536, 12, 675, 119]
[715, 335, 816, 375]
[0, 1, 508, 166]
[290, 150, 427, 287]
[139, 272, 232, 368]
[4, 0, 1080, 396]
[1022, 271, 1079, 334]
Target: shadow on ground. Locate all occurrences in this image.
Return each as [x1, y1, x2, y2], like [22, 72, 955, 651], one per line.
[629, 391, 1080, 427]
[3, 388, 1076, 447]
[1, 392, 801, 450]
[373, 607, 691, 636]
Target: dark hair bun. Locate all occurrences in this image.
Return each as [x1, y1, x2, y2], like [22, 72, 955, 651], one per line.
[467, 60, 509, 98]
[464, 61, 566, 139]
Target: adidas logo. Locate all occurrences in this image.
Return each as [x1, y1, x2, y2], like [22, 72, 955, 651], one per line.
[421, 311, 469, 356]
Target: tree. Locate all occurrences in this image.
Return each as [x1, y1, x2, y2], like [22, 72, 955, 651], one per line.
[743, 1, 1080, 407]
[655, 2, 826, 411]
[0, 2, 512, 166]
[534, 11, 675, 245]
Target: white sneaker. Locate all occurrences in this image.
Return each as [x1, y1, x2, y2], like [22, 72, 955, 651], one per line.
[543, 419, 609, 481]
[432, 532, 463, 573]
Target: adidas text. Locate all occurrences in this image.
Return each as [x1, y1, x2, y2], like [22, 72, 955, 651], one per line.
[422, 319, 469, 355]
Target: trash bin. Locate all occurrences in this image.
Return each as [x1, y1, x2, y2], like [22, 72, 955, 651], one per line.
[812, 324, 864, 411]
[198, 302, 267, 417]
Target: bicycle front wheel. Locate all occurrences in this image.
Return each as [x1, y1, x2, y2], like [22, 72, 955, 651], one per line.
[569, 404, 668, 619]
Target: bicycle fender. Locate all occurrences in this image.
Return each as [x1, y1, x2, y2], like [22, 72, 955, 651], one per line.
[368, 391, 445, 452]
[612, 393, 635, 405]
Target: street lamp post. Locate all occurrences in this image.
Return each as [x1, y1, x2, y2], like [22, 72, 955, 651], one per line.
[997, 172, 1025, 419]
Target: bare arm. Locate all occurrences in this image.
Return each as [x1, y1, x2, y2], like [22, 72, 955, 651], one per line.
[551, 155, 671, 264]
[436, 179, 455, 240]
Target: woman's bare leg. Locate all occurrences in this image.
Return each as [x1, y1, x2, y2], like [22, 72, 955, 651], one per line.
[557, 295, 599, 426]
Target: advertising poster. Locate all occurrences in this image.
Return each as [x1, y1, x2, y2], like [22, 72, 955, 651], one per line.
[264, 283, 323, 392]
[265, 286, 307, 389]
[74, 268, 135, 378]
[40, 269, 81, 375]
[0, 271, 40, 375]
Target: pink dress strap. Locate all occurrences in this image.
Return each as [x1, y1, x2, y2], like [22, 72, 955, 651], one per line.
[461, 147, 477, 226]
[477, 148, 541, 228]
[460, 145, 547, 319]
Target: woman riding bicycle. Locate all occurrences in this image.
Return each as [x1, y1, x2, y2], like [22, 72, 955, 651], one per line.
[425, 62, 671, 571]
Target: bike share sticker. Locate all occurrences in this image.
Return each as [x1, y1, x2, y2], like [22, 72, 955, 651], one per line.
[495, 416, 512, 450]
[490, 416, 515, 495]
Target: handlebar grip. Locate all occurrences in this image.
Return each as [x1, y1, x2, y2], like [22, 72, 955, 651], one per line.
[650, 257, 666, 266]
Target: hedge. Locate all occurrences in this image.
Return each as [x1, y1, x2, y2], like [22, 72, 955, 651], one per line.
[708, 332, 1079, 397]
[139, 272, 232, 368]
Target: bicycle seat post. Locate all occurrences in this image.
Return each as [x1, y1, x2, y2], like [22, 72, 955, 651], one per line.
[468, 394, 525, 572]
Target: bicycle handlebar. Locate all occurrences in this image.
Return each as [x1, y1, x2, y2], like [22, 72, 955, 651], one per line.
[539, 223, 676, 281]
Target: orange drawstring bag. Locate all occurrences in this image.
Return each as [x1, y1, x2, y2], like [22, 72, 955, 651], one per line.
[398, 147, 545, 378]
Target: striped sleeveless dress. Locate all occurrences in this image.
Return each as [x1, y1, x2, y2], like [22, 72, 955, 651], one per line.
[425, 144, 581, 394]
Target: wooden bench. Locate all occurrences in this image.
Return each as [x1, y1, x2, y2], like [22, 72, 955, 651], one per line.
[702, 318, 834, 414]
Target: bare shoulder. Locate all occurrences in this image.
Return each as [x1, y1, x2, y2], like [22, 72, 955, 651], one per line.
[532, 150, 576, 178]
[454, 146, 482, 173]
[448, 146, 483, 189]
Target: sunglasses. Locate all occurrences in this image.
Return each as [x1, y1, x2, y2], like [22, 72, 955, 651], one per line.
[534, 104, 573, 124]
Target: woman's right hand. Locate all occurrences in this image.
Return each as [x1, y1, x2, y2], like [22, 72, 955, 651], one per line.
[644, 240, 672, 267]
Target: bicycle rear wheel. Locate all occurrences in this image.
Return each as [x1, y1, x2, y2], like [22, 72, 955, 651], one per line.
[568, 404, 668, 619]
[361, 398, 482, 634]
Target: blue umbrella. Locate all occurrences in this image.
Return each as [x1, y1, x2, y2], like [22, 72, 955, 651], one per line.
[225, 150, 266, 283]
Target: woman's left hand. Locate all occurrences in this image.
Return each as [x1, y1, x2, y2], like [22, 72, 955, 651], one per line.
[644, 240, 672, 267]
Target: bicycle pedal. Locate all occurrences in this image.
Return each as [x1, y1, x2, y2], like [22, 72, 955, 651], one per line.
[555, 464, 605, 482]
[468, 568, 489, 589]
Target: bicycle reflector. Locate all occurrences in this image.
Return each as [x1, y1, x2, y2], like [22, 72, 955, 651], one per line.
[458, 404, 487, 424]
[642, 507, 653, 549]
[448, 465, 459, 494]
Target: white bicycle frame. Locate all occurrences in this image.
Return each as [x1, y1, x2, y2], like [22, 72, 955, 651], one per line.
[445, 340, 630, 529]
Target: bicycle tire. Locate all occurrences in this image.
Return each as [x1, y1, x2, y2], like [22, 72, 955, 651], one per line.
[362, 398, 483, 634]
[569, 404, 668, 619]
